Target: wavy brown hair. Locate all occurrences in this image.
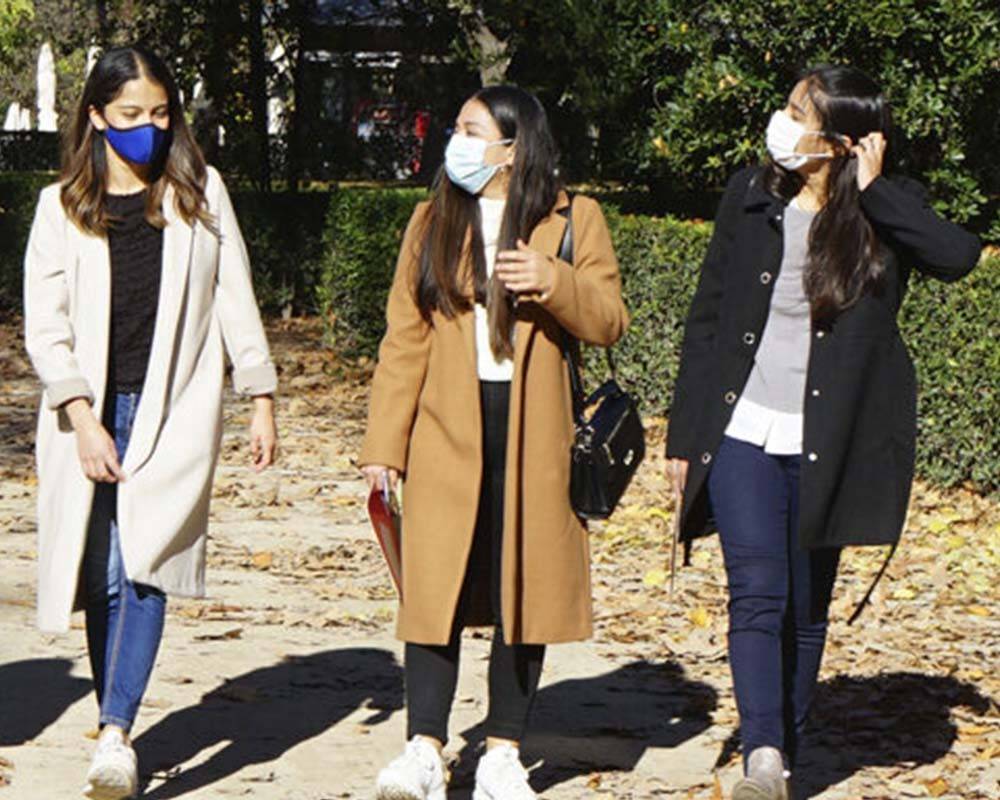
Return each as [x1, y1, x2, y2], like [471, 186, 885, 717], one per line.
[763, 65, 892, 326]
[60, 45, 214, 236]
[415, 85, 561, 359]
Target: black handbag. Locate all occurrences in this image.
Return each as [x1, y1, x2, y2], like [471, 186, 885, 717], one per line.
[556, 199, 645, 519]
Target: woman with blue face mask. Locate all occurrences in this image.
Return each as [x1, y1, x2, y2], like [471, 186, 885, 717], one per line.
[360, 85, 628, 800]
[23, 46, 278, 799]
[665, 65, 981, 800]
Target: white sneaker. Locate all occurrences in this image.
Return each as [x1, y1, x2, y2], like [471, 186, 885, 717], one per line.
[732, 746, 789, 800]
[473, 743, 536, 800]
[376, 737, 448, 800]
[83, 727, 138, 800]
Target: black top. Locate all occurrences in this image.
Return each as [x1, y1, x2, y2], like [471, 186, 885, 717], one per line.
[666, 168, 981, 552]
[106, 190, 164, 393]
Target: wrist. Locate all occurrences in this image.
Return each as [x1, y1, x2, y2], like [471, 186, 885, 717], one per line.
[64, 398, 98, 432]
[252, 394, 275, 412]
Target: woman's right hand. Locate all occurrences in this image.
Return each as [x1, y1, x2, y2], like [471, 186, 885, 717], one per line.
[361, 465, 399, 493]
[667, 458, 688, 504]
[64, 398, 125, 483]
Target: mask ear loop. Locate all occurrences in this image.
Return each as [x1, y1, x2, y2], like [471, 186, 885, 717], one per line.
[823, 131, 853, 157]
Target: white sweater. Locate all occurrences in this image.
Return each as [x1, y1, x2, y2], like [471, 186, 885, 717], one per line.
[474, 196, 514, 381]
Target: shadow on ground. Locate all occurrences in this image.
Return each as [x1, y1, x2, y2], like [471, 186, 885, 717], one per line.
[134, 647, 403, 799]
[713, 671, 995, 799]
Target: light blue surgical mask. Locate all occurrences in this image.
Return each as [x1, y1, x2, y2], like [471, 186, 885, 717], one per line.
[444, 132, 513, 195]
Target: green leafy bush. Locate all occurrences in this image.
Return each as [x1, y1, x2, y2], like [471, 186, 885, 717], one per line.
[0, 171, 51, 315]
[314, 186, 428, 352]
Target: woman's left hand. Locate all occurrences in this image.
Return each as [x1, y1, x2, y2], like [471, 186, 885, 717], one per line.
[495, 239, 555, 297]
[853, 132, 886, 192]
[249, 395, 277, 472]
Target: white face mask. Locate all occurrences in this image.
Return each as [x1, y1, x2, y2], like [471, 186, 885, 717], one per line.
[444, 132, 513, 195]
[766, 109, 837, 171]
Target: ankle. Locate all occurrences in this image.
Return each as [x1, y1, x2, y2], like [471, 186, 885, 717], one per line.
[485, 736, 519, 752]
[413, 734, 444, 755]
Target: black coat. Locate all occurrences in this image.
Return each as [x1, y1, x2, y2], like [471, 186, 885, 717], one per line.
[666, 167, 981, 550]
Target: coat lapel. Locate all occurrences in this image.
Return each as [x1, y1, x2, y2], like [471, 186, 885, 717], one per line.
[122, 186, 195, 475]
[76, 227, 112, 418]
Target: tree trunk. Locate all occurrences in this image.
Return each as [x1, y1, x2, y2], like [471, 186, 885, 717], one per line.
[247, 0, 271, 191]
[468, 9, 510, 86]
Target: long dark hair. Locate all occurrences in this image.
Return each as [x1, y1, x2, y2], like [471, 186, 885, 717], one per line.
[60, 45, 213, 236]
[763, 65, 892, 326]
[415, 85, 561, 359]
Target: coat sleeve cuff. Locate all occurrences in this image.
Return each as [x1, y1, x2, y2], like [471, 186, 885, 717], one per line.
[537, 255, 574, 315]
[357, 442, 407, 474]
[232, 364, 278, 396]
[45, 377, 95, 410]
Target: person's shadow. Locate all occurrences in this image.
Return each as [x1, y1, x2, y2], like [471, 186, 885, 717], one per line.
[134, 647, 403, 798]
[714, 671, 995, 799]
[451, 659, 717, 795]
[0, 658, 92, 746]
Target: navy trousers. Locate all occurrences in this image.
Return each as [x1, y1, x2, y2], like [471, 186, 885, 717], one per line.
[707, 436, 840, 765]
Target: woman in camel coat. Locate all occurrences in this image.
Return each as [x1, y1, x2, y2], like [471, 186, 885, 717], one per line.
[361, 85, 627, 800]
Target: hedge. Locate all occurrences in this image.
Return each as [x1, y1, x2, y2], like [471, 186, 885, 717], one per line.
[1, 175, 996, 494]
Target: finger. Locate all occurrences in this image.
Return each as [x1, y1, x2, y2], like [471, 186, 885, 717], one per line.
[516, 238, 532, 251]
[261, 439, 276, 468]
[251, 433, 262, 459]
[496, 250, 530, 263]
[106, 454, 126, 482]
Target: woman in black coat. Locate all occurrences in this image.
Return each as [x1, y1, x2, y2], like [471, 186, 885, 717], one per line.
[666, 65, 981, 800]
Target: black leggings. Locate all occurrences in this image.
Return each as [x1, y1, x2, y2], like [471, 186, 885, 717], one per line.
[405, 381, 545, 744]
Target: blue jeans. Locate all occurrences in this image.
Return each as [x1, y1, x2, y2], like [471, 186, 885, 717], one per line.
[83, 392, 166, 732]
[707, 436, 840, 766]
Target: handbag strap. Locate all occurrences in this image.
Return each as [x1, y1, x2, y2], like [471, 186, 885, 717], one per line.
[556, 196, 617, 420]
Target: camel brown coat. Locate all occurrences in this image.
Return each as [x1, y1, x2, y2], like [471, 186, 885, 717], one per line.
[359, 191, 628, 645]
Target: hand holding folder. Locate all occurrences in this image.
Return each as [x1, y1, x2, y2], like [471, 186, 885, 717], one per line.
[367, 473, 403, 598]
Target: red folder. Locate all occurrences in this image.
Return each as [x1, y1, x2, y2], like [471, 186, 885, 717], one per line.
[367, 481, 402, 598]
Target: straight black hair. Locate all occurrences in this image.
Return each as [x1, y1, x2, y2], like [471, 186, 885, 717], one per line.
[415, 85, 561, 358]
[764, 64, 893, 326]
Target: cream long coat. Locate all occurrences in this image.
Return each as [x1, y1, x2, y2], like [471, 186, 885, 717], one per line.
[359, 192, 628, 645]
[24, 166, 277, 633]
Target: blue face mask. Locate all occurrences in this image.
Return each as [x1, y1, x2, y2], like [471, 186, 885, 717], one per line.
[444, 133, 513, 195]
[102, 121, 171, 165]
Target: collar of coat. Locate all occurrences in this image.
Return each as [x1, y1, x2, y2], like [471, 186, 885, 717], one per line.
[743, 169, 786, 221]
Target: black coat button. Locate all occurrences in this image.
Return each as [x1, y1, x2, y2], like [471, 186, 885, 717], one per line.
[724, 391, 737, 404]
[760, 272, 773, 284]
[743, 332, 756, 345]
[701, 452, 712, 465]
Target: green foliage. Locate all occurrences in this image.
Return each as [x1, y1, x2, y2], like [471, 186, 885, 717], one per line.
[230, 191, 333, 315]
[434, 1, 1000, 235]
[899, 265, 1000, 492]
[638, 0, 1000, 228]
[314, 186, 428, 351]
[0, 171, 51, 316]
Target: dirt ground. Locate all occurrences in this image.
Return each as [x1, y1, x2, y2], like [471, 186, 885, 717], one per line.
[1, 318, 997, 799]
